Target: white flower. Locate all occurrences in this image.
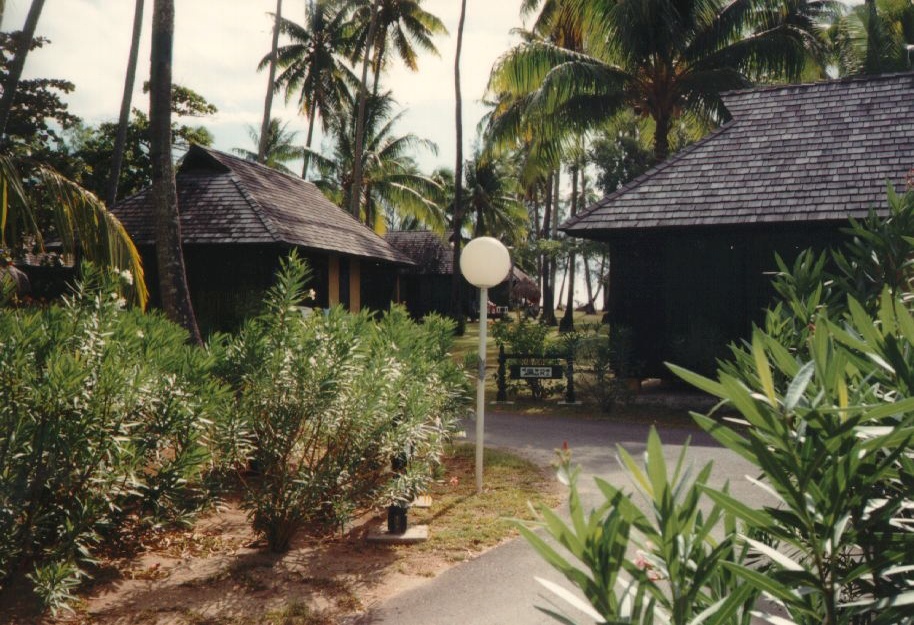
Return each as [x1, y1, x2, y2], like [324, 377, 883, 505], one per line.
[119, 269, 134, 285]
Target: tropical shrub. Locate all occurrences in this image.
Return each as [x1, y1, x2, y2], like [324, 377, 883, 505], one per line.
[524, 189, 914, 624]
[218, 254, 467, 551]
[0, 265, 228, 613]
[521, 432, 756, 625]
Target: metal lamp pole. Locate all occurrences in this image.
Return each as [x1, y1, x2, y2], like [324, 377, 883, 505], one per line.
[459, 237, 511, 495]
[475, 285, 488, 493]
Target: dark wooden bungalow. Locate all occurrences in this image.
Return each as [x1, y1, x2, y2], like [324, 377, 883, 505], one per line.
[385, 230, 540, 318]
[114, 145, 414, 332]
[562, 72, 914, 376]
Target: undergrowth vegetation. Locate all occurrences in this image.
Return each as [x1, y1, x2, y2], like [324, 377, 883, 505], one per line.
[0, 254, 468, 613]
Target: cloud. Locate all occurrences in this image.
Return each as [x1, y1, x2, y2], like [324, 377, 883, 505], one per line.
[5, 0, 522, 172]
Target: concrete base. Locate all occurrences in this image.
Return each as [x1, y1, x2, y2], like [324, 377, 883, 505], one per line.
[412, 495, 432, 508]
[366, 524, 429, 544]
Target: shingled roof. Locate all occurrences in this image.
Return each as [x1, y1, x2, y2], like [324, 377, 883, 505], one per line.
[563, 72, 914, 236]
[113, 145, 413, 265]
[384, 230, 453, 275]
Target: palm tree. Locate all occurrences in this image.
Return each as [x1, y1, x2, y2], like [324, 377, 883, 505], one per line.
[464, 154, 527, 245]
[107, 0, 144, 208]
[233, 117, 301, 174]
[258, 0, 283, 164]
[451, 0, 467, 328]
[828, 0, 914, 75]
[0, 155, 148, 306]
[346, 0, 448, 93]
[149, 0, 201, 344]
[0, 0, 46, 141]
[346, 0, 446, 218]
[265, 1, 356, 179]
[308, 92, 444, 233]
[350, 0, 382, 217]
[487, 0, 835, 162]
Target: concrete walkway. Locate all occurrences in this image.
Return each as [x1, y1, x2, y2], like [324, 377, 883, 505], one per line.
[346, 411, 765, 625]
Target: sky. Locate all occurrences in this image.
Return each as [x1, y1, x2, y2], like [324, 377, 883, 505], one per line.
[3, 0, 528, 173]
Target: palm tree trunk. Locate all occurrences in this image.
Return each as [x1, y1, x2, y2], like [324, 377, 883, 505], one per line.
[0, 1, 7, 30]
[0, 0, 46, 141]
[258, 0, 283, 163]
[541, 174, 557, 326]
[301, 100, 317, 179]
[560, 163, 578, 331]
[150, 0, 202, 345]
[106, 0, 144, 208]
[350, 0, 382, 219]
[449, 0, 468, 332]
[654, 112, 671, 161]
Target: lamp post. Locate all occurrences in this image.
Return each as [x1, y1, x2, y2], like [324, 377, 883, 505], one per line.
[459, 236, 511, 494]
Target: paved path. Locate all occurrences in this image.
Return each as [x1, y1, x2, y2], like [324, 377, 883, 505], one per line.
[347, 411, 764, 625]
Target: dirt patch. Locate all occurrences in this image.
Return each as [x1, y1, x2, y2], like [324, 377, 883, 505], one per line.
[10, 446, 560, 625]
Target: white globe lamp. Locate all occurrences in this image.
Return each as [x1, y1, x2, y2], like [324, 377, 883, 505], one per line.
[459, 236, 511, 493]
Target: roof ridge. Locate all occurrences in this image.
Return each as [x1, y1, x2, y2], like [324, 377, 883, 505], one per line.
[199, 143, 324, 188]
[228, 172, 282, 243]
[563, 120, 739, 230]
[721, 71, 914, 99]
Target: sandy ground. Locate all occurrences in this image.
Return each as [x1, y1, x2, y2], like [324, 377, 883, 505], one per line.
[16, 501, 457, 625]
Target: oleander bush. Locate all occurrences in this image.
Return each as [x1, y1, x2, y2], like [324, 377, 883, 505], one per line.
[0, 265, 229, 613]
[217, 254, 468, 551]
[525, 189, 914, 625]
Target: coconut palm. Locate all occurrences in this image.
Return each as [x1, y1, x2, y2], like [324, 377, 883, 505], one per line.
[233, 118, 301, 174]
[345, 0, 446, 218]
[828, 0, 914, 75]
[307, 92, 444, 234]
[264, 1, 357, 179]
[487, 0, 836, 161]
[345, 0, 447, 93]
[0, 0, 46, 141]
[107, 0, 144, 208]
[149, 0, 201, 343]
[258, 0, 283, 164]
[451, 0, 467, 327]
[0, 155, 148, 307]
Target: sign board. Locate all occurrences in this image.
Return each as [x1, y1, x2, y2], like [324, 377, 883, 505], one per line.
[509, 364, 564, 380]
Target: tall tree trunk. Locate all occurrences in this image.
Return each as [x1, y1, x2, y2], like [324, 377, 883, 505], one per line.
[150, 0, 202, 345]
[0, 0, 7, 30]
[582, 253, 596, 314]
[541, 174, 557, 326]
[106, 0, 145, 208]
[560, 163, 578, 331]
[301, 100, 317, 179]
[449, 0, 468, 333]
[0, 0, 46, 140]
[350, 0, 382, 219]
[258, 0, 282, 163]
[653, 112, 671, 162]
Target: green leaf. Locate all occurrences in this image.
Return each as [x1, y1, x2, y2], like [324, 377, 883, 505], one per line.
[741, 535, 803, 571]
[535, 576, 605, 622]
[724, 562, 799, 606]
[783, 361, 814, 412]
[752, 333, 777, 406]
[667, 363, 727, 398]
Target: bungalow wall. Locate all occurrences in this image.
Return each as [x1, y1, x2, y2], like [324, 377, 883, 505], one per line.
[606, 224, 846, 377]
[140, 245, 398, 334]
